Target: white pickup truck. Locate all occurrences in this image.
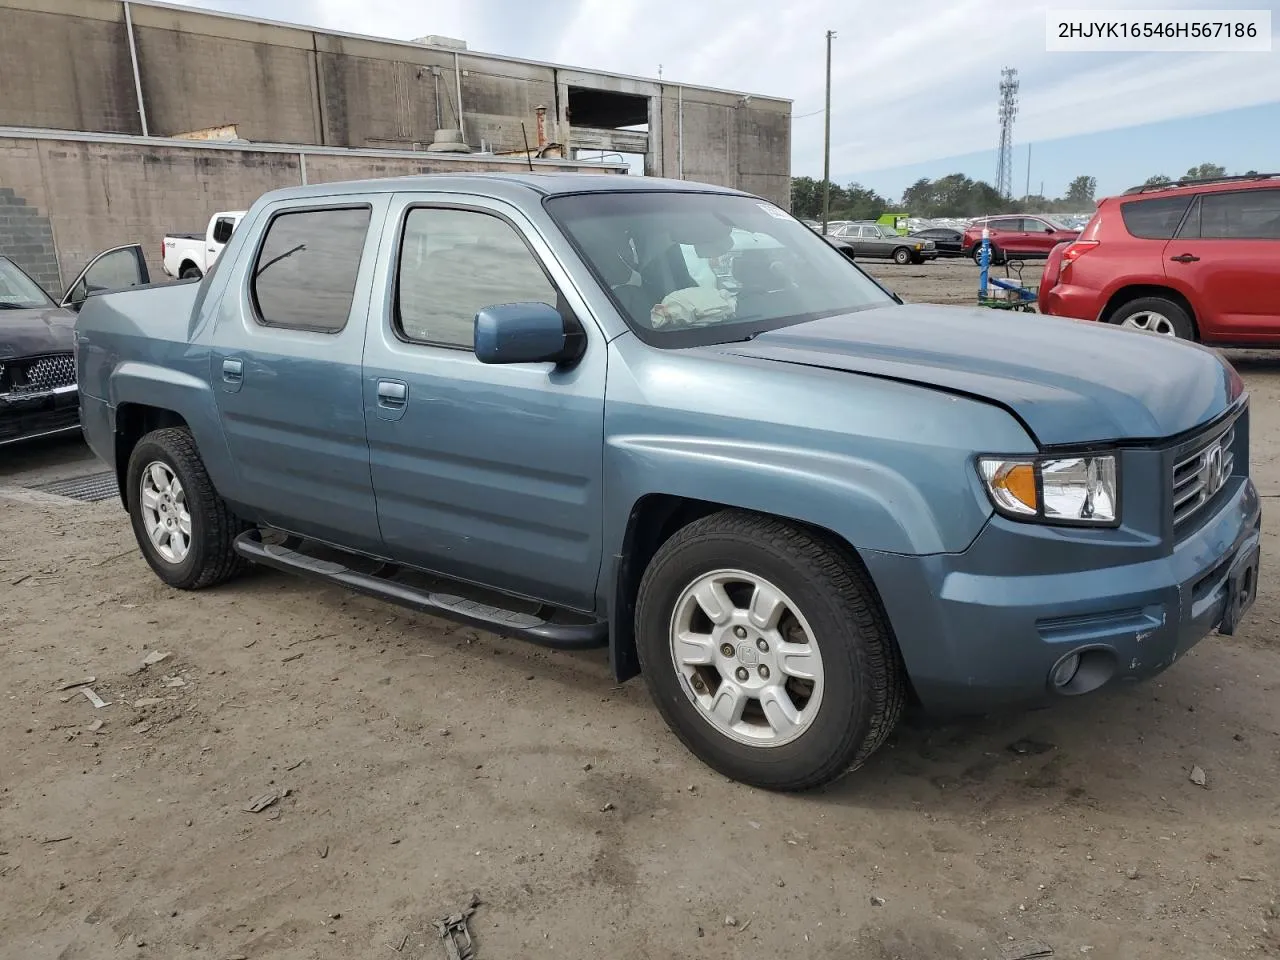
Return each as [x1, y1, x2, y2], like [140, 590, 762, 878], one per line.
[162, 210, 245, 280]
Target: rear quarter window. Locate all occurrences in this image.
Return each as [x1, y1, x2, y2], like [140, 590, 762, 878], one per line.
[1119, 195, 1191, 239]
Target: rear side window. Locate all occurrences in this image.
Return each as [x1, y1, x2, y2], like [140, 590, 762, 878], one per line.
[395, 207, 558, 349]
[1198, 189, 1280, 239]
[251, 206, 371, 332]
[1120, 195, 1192, 239]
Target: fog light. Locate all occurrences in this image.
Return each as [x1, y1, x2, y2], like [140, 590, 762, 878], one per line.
[1050, 653, 1081, 688]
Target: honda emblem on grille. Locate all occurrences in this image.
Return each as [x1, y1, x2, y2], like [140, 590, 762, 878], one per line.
[1202, 443, 1227, 497]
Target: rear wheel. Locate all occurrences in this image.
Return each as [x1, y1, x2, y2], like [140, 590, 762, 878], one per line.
[126, 427, 249, 589]
[179, 265, 202, 280]
[1109, 296, 1195, 340]
[635, 511, 906, 791]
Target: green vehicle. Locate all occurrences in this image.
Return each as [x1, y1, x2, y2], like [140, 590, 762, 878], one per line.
[876, 213, 910, 235]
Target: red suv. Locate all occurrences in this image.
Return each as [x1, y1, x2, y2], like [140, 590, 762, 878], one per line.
[1039, 175, 1280, 343]
[962, 215, 1079, 263]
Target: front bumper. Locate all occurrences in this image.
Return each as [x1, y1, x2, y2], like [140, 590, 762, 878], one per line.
[863, 474, 1261, 715]
[0, 384, 81, 445]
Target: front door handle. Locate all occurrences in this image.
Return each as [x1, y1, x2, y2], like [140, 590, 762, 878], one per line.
[222, 358, 243, 383]
[1170, 253, 1200, 263]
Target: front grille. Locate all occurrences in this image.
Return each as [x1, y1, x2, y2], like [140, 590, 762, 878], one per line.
[0, 353, 75, 395]
[1172, 419, 1236, 535]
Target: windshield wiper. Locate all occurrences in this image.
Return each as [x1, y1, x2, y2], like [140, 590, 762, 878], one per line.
[0, 302, 32, 310]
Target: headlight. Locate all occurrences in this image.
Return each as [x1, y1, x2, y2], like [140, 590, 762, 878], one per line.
[913, 243, 922, 250]
[978, 454, 1119, 525]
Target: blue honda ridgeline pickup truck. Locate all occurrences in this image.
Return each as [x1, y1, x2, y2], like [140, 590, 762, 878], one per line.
[75, 175, 1260, 791]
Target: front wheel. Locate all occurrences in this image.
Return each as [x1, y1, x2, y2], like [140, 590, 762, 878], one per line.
[635, 511, 906, 791]
[892, 247, 912, 265]
[126, 427, 249, 589]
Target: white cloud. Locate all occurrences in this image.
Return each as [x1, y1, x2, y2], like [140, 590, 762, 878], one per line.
[176, 0, 1280, 177]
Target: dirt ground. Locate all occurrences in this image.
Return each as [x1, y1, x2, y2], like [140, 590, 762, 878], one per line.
[2, 258, 1278, 960]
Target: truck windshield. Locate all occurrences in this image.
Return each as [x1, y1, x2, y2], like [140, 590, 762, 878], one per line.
[545, 191, 894, 347]
[0, 258, 54, 310]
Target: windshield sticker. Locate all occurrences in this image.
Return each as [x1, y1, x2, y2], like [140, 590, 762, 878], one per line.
[757, 203, 790, 220]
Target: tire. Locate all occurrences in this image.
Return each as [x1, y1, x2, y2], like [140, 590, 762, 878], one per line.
[972, 244, 1002, 266]
[635, 510, 906, 791]
[892, 247, 912, 265]
[1108, 296, 1196, 340]
[179, 265, 202, 280]
[126, 427, 250, 590]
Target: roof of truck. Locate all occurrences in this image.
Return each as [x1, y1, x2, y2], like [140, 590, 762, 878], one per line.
[261, 173, 749, 205]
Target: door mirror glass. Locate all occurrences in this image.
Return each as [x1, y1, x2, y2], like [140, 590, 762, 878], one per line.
[473, 302, 583, 366]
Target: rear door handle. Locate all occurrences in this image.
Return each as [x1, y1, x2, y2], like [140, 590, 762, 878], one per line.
[375, 379, 408, 422]
[377, 380, 407, 405]
[222, 358, 243, 382]
[1170, 253, 1200, 263]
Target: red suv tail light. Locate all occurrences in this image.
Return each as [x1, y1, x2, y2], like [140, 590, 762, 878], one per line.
[1060, 240, 1099, 268]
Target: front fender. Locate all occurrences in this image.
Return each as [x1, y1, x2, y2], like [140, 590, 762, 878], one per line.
[606, 434, 957, 556]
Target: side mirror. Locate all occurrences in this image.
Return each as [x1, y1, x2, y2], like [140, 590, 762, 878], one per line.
[473, 302, 585, 366]
[1045, 227, 1056, 233]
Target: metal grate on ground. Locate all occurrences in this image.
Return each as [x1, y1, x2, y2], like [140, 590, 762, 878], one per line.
[26, 471, 118, 503]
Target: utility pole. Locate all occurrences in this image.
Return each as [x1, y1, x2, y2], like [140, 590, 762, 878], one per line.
[1025, 142, 1032, 199]
[822, 29, 836, 235]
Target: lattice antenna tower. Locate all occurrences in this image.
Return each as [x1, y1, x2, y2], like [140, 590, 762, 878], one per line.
[996, 67, 1019, 199]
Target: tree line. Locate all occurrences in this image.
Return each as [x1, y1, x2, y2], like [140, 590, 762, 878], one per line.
[791, 163, 1245, 220]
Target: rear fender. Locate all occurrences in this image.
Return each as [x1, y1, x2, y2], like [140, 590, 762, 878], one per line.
[109, 362, 238, 500]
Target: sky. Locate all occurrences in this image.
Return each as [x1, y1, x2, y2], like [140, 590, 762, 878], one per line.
[175, 0, 1280, 202]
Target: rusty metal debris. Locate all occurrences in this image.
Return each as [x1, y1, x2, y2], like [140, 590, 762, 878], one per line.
[433, 892, 481, 960]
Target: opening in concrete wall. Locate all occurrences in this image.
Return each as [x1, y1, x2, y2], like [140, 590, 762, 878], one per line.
[566, 88, 649, 129]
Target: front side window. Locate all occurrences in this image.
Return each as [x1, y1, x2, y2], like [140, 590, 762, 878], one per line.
[396, 207, 559, 349]
[546, 191, 894, 347]
[251, 206, 371, 333]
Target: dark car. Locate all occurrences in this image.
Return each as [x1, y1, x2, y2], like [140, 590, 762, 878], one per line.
[1, 245, 149, 446]
[910, 227, 964, 256]
[963, 216, 1079, 263]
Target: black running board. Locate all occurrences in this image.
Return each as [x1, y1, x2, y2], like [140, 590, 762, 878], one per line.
[233, 530, 608, 651]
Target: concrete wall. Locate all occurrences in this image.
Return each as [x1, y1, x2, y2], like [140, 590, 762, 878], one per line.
[0, 133, 620, 295]
[129, 2, 322, 144]
[0, 0, 791, 204]
[0, 0, 141, 135]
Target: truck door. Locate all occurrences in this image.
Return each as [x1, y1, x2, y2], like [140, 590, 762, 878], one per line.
[206, 215, 237, 270]
[207, 197, 385, 552]
[361, 194, 607, 611]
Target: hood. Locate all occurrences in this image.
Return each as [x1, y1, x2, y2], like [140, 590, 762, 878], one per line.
[716, 303, 1239, 446]
[0, 306, 76, 361]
